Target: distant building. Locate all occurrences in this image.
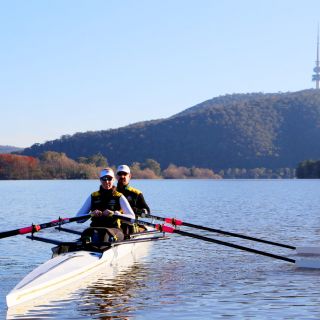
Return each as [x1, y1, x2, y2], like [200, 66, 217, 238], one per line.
[312, 28, 320, 89]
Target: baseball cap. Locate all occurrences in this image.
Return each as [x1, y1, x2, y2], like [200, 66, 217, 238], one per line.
[99, 168, 115, 178]
[117, 165, 130, 174]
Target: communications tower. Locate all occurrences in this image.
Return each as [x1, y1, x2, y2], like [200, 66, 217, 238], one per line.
[312, 28, 320, 89]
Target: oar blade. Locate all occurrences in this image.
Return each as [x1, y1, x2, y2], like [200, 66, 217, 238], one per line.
[295, 258, 320, 269]
[295, 246, 320, 255]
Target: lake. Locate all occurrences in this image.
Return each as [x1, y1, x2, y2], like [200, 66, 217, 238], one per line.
[1, 179, 320, 319]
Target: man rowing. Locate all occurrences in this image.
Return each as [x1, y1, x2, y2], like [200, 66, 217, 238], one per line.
[116, 164, 150, 216]
[76, 167, 135, 242]
[116, 164, 151, 235]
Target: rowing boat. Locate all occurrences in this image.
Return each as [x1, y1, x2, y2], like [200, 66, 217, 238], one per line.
[6, 226, 167, 308]
[5, 212, 320, 310]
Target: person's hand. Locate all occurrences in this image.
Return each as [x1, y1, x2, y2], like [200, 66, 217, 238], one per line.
[138, 208, 148, 218]
[92, 209, 103, 217]
[102, 209, 114, 217]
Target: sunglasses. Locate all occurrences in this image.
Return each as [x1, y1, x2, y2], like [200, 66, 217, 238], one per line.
[100, 176, 113, 182]
[117, 172, 128, 176]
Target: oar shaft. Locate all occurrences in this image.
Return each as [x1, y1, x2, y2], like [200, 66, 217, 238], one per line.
[0, 214, 91, 239]
[146, 214, 296, 250]
[120, 216, 296, 264]
[0, 226, 38, 239]
[0, 229, 23, 239]
[182, 221, 295, 250]
[175, 229, 296, 264]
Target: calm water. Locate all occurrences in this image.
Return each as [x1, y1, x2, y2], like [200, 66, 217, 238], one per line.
[1, 179, 320, 319]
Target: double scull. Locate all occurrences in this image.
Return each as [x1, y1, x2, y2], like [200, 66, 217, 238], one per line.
[6, 225, 167, 308]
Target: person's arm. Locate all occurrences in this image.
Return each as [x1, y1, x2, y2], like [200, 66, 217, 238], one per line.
[114, 195, 135, 219]
[76, 195, 92, 223]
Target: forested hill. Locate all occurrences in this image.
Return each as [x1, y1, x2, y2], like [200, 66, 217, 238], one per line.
[21, 90, 320, 170]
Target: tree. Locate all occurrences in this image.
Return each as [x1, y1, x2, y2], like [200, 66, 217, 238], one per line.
[0, 154, 39, 179]
[190, 167, 221, 179]
[143, 159, 161, 176]
[129, 161, 160, 179]
[162, 164, 190, 179]
[87, 153, 108, 167]
[296, 160, 320, 178]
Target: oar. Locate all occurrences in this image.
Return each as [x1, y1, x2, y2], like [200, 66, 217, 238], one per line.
[145, 214, 294, 248]
[145, 214, 320, 255]
[119, 216, 320, 269]
[0, 214, 92, 239]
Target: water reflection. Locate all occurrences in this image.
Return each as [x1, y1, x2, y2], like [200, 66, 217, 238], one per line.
[77, 264, 150, 319]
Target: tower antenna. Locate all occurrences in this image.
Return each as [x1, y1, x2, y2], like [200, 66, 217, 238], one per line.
[312, 25, 320, 89]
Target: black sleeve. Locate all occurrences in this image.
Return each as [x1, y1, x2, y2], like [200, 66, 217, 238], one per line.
[136, 193, 150, 214]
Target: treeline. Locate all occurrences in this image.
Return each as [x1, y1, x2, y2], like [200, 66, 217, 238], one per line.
[0, 152, 222, 180]
[132, 163, 222, 179]
[0, 152, 295, 180]
[296, 160, 320, 178]
[0, 152, 99, 179]
[218, 167, 295, 179]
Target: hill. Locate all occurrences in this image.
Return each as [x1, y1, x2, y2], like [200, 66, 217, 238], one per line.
[0, 145, 24, 154]
[21, 90, 320, 170]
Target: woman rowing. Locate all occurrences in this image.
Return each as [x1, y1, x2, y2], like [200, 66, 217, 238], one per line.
[76, 167, 135, 243]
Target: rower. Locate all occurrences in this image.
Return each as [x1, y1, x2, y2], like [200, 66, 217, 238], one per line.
[116, 165, 150, 215]
[116, 164, 151, 234]
[76, 168, 135, 244]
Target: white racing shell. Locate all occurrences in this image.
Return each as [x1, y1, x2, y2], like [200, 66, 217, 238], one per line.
[7, 228, 163, 308]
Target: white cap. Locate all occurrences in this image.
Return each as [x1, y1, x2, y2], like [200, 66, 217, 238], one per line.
[117, 165, 130, 174]
[99, 168, 115, 178]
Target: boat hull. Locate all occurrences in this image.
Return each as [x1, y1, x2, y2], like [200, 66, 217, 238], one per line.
[6, 230, 162, 308]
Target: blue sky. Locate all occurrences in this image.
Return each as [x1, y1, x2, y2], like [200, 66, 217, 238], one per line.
[1, 0, 319, 147]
